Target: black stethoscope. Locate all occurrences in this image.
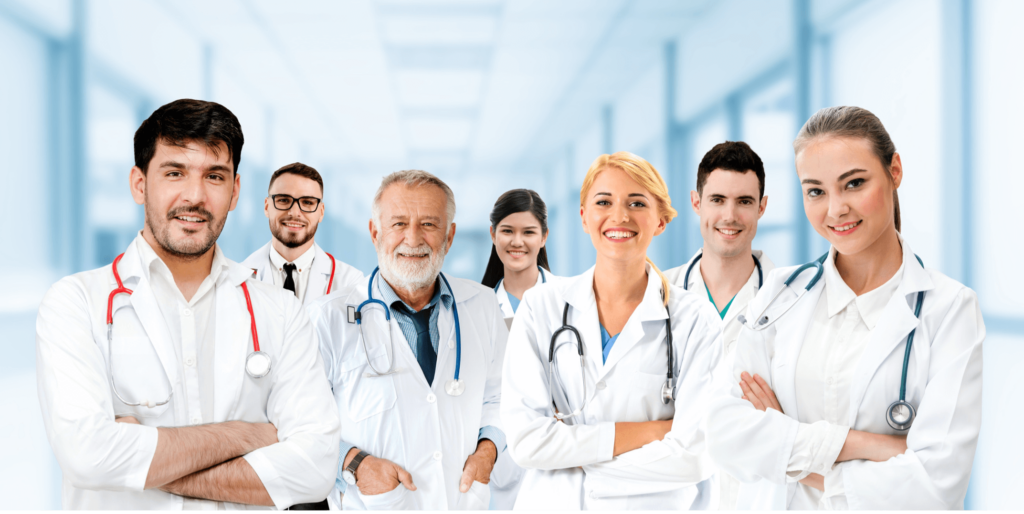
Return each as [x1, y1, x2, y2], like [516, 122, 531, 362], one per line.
[548, 298, 675, 422]
[493, 265, 547, 293]
[106, 252, 268, 408]
[682, 252, 763, 291]
[737, 252, 926, 430]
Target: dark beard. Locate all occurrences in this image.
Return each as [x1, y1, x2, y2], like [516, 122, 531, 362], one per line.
[145, 198, 224, 260]
[271, 217, 318, 248]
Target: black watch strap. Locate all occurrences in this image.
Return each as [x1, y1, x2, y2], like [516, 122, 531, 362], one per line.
[346, 450, 370, 478]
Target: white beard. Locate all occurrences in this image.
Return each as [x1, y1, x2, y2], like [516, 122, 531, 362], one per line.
[376, 241, 447, 292]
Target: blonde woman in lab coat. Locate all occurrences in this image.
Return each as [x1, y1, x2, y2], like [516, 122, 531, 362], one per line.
[501, 152, 723, 510]
[706, 106, 985, 509]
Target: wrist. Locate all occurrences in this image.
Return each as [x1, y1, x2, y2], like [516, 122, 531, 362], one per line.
[343, 447, 362, 470]
[476, 439, 498, 464]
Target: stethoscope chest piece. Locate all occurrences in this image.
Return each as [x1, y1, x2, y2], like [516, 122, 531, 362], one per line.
[661, 378, 675, 405]
[886, 399, 915, 431]
[445, 378, 465, 396]
[246, 351, 272, 379]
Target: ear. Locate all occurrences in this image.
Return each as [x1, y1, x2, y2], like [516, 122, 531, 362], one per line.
[540, 229, 549, 248]
[489, 226, 496, 244]
[130, 166, 146, 205]
[264, 196, 272, 219]
[445, 223, 457, 253]
[890, 152, 903, 189]
[690, 190, 701, 215]
[653, 216, 668, 237]
[317, 202, 325, 224]
[368, 218, 379, 247]
[228, 173, 241, 212]
[758, 195, 768, 219]
[580, 205, 590, 235]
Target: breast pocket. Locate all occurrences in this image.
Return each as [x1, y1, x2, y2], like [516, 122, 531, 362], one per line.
[629, 371, 673, 421]
[341, 347, 398, 422]
[108, 336, 173, 419]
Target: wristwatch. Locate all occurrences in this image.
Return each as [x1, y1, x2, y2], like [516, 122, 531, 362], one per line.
[342, 450, 370, 485]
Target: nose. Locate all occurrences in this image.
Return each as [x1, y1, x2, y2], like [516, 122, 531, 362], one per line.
[180, 172, 208, 205]
[511, 231, 524, 246]
[287, 200, 304, 216]
[826, 192, 850, 222]
[614, 202, 630, 223]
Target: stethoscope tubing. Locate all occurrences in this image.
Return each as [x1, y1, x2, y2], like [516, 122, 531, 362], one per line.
[683, 252, 764, 291]
[493, 265, 547, 293]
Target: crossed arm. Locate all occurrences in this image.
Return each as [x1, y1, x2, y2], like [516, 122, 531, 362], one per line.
[117, 416, 278, 505]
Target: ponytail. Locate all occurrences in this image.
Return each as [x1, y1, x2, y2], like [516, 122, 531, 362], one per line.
[647, 257, 670, 307]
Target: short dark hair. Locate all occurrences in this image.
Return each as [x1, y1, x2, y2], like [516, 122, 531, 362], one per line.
[696, 141, 765, 198]
[134, 99, 244, 175]
[268, 162, 324, 193]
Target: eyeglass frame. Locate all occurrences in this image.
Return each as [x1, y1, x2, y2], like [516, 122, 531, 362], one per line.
[269, 194, 323, 213]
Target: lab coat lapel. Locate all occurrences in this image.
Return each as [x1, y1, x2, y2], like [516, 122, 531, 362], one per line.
[847, 241, 934, 425]
[564, 268, 603, 383]
[247, 242, 274, 283]
[126, 273, 180, 391]
[306, 243, 331, 305]
[213, 272, 252, 421]
[600, 268, 667, 376]
[767, 278, 824, 420]
[684, 249, 705, 292]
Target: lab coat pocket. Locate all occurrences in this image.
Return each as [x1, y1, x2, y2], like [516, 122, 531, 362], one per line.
[108, 336, 172, 419]
[359, 484, 410, 510]
[343, 349, 398, 422]
[630, 371, 673, 421]
[456, 481, 491, 511]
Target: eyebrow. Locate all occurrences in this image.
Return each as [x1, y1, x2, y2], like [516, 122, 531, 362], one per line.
[708, 194, 757, 201]
[802, 168, 867, 185]
[593, 192, 649, 199]
[499, 223, 539, 229]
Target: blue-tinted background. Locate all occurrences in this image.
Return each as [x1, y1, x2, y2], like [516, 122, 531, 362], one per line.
[1, 0, 1019, 508]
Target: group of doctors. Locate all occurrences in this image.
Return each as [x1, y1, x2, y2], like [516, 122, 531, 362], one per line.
[35, 98, 984, 511]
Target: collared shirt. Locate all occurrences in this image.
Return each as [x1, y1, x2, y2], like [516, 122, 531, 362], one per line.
[336, 271, 506, 495]
[786, 247, 905, 509]
[134, 234, 231, 510]
[268, 244, 316, 303]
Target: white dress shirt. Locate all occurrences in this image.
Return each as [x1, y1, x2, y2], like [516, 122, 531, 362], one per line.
[269, 245, 316, 303]
[786, 249, 905, 509]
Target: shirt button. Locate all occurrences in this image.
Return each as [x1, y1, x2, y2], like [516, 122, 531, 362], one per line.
[427, 393, 436, 403]
[185, 355, 196, 367]
[448, 340, 455, 349]
[182, 308, 192, 317]
[433, 451, 442, 461]
[596, 381, 606, 390]
[191, 417, 201, 425]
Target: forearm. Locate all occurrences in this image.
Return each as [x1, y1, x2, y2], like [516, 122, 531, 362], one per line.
[160, 457, 273, 506]
[612, 420, 672, 457]
[146, 421, 275, 489]
[836, 430, 906, 463]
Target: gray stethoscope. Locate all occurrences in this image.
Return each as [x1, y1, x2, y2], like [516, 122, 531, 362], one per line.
[493, 265, 547, 293]
[737, 252, 926, 430]
[347, 267, 465, 396]
[549, 300, 675, 422]
[683, 252, 763, 291]
[106, 253, 270, 408]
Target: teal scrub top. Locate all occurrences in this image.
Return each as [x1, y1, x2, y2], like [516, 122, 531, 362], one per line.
[705, 283, 736, 320]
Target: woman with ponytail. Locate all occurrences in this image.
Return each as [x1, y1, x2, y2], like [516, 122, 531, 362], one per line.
[500, 151, 723, 510]
[481, 189, 558, 321]
[706, 106, 985, 509]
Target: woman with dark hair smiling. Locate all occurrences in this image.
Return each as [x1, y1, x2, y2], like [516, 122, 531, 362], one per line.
[707, 106, 985, 509]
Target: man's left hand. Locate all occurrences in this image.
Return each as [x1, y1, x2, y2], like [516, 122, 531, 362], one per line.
[459, 439, 497, 493]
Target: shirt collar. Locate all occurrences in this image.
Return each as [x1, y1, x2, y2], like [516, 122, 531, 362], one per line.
[823, 246, 905, 329]
[134, 232, 229, 285]
[375, 270, 454, 314]
[269, 243, 316, 272]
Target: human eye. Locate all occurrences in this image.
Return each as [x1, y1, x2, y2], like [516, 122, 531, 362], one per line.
[629, 200, 647, 208]
[299, 198, 317, 209]
[595, 199, 611, 206]
[845, 178, 866, 189]
[501, 228, 512, 234]
[805, 188, 824, 198]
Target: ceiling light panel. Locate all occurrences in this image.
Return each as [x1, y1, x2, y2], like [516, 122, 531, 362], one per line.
[395, 70, 484, 107]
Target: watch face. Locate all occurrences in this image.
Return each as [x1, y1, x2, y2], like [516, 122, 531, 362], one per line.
[343, 470, 356, 485]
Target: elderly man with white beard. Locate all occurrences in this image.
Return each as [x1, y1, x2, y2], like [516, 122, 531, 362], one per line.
[307, 170, 509, 510]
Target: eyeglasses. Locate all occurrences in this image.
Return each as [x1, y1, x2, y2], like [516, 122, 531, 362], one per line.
[270, 194, 322, 213]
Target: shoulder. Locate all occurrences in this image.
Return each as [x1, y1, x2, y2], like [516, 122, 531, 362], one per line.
[920, 268, 979, 320]
[667, 282, 720, 331]
[41, 266, 110, 309]
[447, 275, 501, 315]
[662, 264, 684, 285]
[240, 242, 271, 268]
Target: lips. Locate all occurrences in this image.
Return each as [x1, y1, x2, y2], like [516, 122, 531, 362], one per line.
[829, 220, 862, 235]
[715, 227, 742, 239]
[604, 229, 637, 240]
[507, 250, 528, 259]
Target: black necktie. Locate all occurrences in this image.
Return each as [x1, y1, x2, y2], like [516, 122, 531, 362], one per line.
[411, 306, 436, 385]
[283, 263, 297, 296]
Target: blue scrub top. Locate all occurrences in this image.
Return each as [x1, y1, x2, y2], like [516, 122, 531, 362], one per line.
[507, 293, 521, 313]
[600, 325, 620, 364]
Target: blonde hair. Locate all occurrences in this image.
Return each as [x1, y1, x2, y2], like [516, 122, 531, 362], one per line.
[580, 151, 677, 306]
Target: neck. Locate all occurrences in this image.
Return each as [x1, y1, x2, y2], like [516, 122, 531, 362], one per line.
[383, 274, 438, 312]
[502, 264, 539, 300]
[593, 253, 648, 306]
[272, 237, 315, 263]
[142, 228, 214, 302]
[699, 245, 755, 296]
[834, 226, 903, 295]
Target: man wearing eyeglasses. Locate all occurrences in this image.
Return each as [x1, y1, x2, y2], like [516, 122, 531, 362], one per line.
[243, 163, 363, 307]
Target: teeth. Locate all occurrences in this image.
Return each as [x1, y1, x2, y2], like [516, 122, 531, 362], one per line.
[178, 216, 203, 222]
[509, 251, 526, 256]
[718, 228, 739, 235]
[833, 221, 861, 232]
[605, 230, 636, 239]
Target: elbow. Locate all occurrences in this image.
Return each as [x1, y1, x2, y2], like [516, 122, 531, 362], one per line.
[60, 451, 123, 491]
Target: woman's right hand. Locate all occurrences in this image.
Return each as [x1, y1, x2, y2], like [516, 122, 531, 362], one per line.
[612, 419, 673, 456]
[837, 430, 908, 463]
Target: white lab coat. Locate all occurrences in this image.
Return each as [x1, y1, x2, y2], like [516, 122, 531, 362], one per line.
[35, 240, 342, 510]
[308, 272, 509, 510]
[501, 265, 723, 510]
[490, 267, 559, 510]
[706, 239, 985, 509]
[242, 241, 364, 307]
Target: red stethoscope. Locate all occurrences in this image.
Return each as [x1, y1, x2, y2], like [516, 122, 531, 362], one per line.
[106, 252, 269, 409]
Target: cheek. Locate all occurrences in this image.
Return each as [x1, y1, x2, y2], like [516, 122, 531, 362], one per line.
[857, 185, 890, 222]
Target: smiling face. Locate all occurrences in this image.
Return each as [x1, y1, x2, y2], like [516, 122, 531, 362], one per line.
[490, 211, 548, 274]
[581, 166, 667, 264]
[130, 139, 239, 259]
[692, 169, 767, 258]
[796, 136, 902, 256]
[369, 182, 456, 292]
[265, 173, 324, 249]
